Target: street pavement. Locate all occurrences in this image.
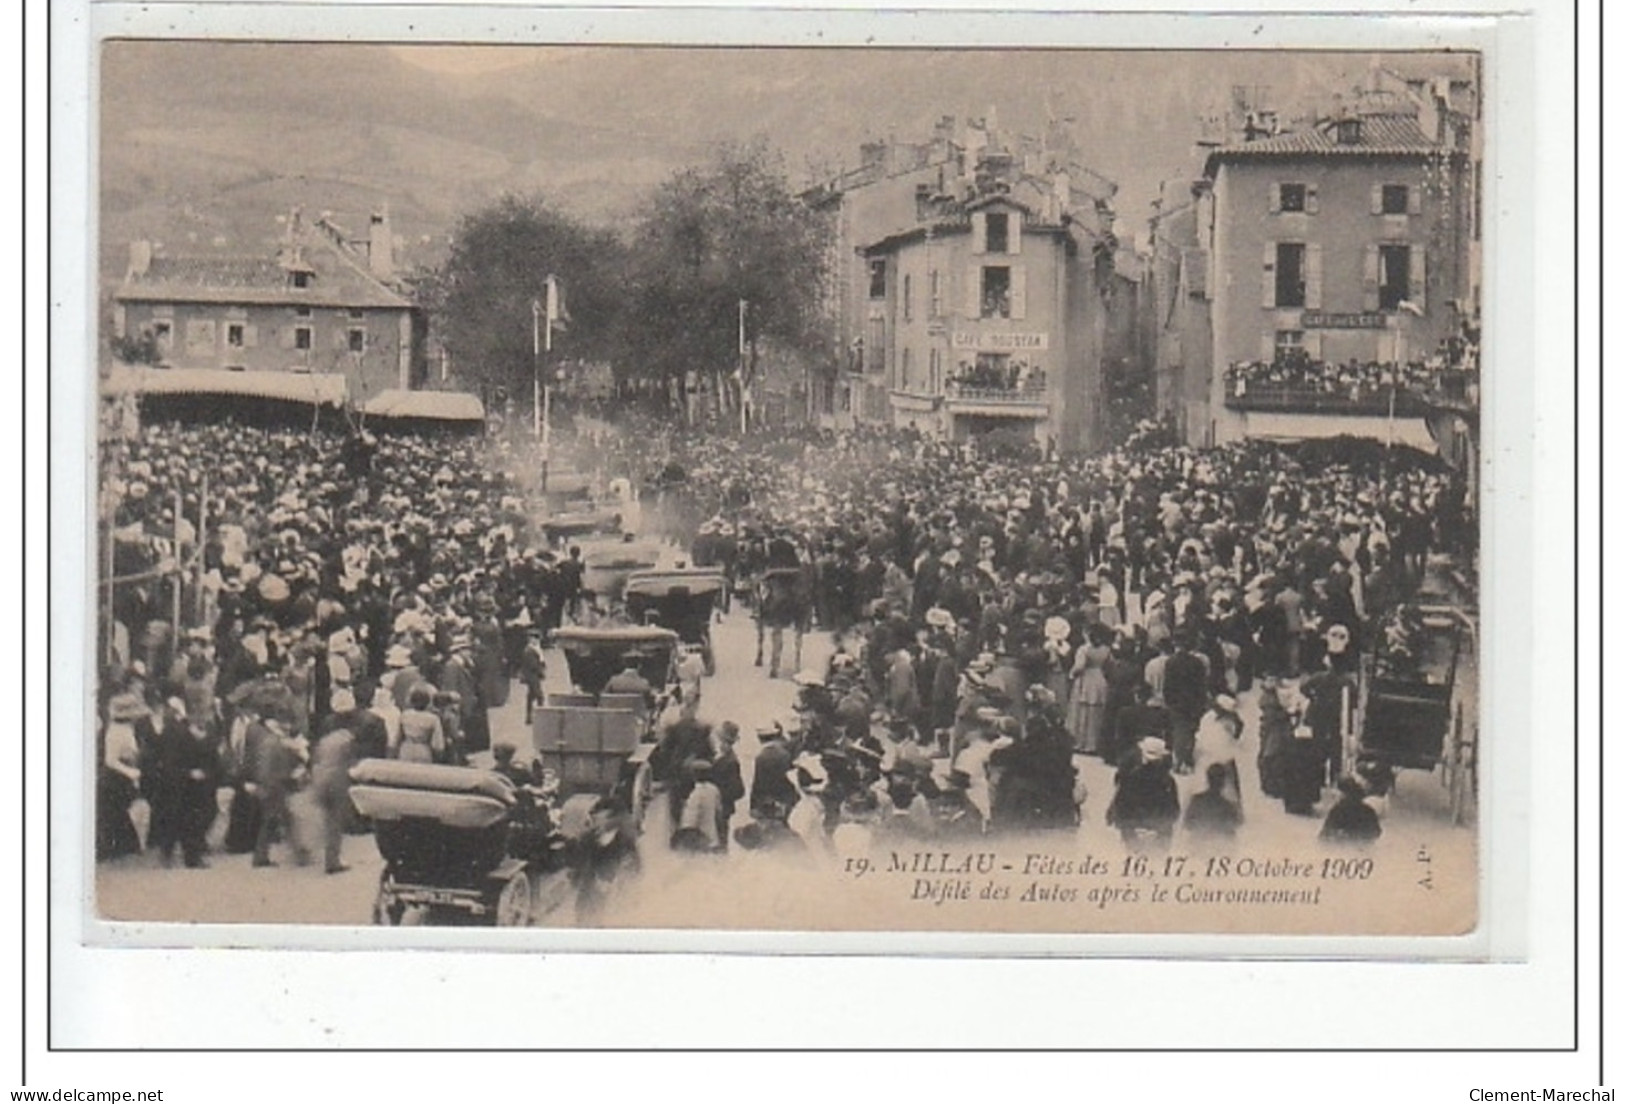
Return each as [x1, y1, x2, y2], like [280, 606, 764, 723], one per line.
[96, 604, 1476, 930]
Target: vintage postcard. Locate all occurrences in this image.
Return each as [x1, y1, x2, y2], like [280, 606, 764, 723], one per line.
[86, 36, 1485, 941]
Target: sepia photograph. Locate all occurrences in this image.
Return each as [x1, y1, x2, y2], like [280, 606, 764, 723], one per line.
[86, 39, 1486, 939]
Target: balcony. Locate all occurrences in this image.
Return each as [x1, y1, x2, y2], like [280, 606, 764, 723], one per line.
[1224, 361, 1442, 417]
[943, 380, 1049, 418]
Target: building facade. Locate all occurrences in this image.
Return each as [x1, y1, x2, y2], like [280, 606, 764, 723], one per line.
[1161, 75, 1477, 447]
[811, 118, 1130, 452]
[111, 210, 427, 406]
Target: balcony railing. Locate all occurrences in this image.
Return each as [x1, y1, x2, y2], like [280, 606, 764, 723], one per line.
[1224, 379, 1433, 417]
[945, 381, 1048, 405]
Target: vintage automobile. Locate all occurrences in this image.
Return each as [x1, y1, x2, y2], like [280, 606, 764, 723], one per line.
[351, 759, 572, 928]
[623, 568, 726, 676]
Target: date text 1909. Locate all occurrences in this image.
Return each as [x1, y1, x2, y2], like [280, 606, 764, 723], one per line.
[887, 851, 998, 876]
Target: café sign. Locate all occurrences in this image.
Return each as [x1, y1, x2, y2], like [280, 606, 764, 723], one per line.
[1301, 311, 1387, 330]
[952, 332, 1050, 351]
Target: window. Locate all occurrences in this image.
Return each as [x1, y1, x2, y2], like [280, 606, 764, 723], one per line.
[900, 346, 913, 390]
[1278, 183, 1307, 213]
[868, 259, 887, 299]
[1335, 118, 1362, 145]
[291, 271, 311, 288]
[1274, 330, 1305, 360]
[348, 308, 365, 320]
[929, 348, 941, 393]
[1381, 184, 1410, 215]
[348, 327, 366, 353]
[1274, 243, 1307, 308]
[151, 320, 172, 345]
[985, 212, 1010, 254]
[929, 269, 942, 316]
[295, 305, 312, 318]
[902, 274, 912, 322]
[226, 323, 246, 348]
[1378, 244, 1411, 310]
[981, 265, 1012, 318]
[294, 326, 313, 351]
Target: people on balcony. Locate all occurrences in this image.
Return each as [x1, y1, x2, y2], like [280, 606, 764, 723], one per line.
[947, 359, 1046, 396]
[1226, 354, 1441, 405]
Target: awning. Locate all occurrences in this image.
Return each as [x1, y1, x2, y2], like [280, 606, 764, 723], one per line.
[103, 366, 349, 407]
[359, 388, 485, 422]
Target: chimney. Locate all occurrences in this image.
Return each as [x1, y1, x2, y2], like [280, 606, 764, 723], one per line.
[127, 240, 152, 278]
[369, 208, 394, 282]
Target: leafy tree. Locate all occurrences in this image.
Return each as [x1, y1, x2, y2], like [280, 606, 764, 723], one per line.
[625, 139, 830, 418]
[419, 194, 625, 405]
[109, 329, 162, 365]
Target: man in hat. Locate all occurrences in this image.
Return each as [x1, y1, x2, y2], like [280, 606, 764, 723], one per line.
[749, 721, 799, 822]
[518, 629, 547, 724]
[438, 633, 487, 755]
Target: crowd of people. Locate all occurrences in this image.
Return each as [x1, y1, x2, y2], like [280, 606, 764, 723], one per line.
[96, 420, 592, 869]
[1225, 354, 1445, 402]
[587, 415, 1469, 853]
[946, 358, 1047, 394]
[97, 404, 1471, 879]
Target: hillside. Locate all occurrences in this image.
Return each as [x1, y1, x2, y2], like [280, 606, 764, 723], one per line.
[97, 41, 1473, 281]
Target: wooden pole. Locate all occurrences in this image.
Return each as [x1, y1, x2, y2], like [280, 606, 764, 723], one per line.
[195, 470, 209, 628]
[171, 486, 184, 647]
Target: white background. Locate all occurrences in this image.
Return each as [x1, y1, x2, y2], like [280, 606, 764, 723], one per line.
[19, 0, 1604, 1097]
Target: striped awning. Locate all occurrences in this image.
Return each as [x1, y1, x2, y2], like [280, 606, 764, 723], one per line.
[359, 388, 485, 422]
[103, 366, 349, 407]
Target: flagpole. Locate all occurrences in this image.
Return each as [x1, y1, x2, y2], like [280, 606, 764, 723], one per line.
[737, 298, 747, 435]
[532, 297, 542, 440]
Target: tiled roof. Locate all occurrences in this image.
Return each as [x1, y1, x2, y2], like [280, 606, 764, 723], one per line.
[116, 231, 413, 310]
[144, 257, 287, 288]
[1207, 114, 1447, 164]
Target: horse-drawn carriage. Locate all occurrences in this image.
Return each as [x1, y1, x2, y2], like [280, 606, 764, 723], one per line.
[1350, 602, 1477, 822]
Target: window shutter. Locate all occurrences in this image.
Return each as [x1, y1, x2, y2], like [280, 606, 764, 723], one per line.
[1407, 184, 1422, 216]
[971, 212, 987, 255]
[1261, 242, 1276, 309]
[244, 325, 258, 347]
[1009, 212, 1022, 255]
[1260, 332, 1276, 361]
[1268, 183, 1282, 213]
[1370, 184, 1384, 215]
[966, 266, 982, 318]
[1408, 247, 1427, 312]
[1304, 243, 1324, 309]
[1010, 265, 1027, 320]
[1362, 245, 1381, 311]
[1305, 184, 1320, 214]
[1304, 331, 1324, 358]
